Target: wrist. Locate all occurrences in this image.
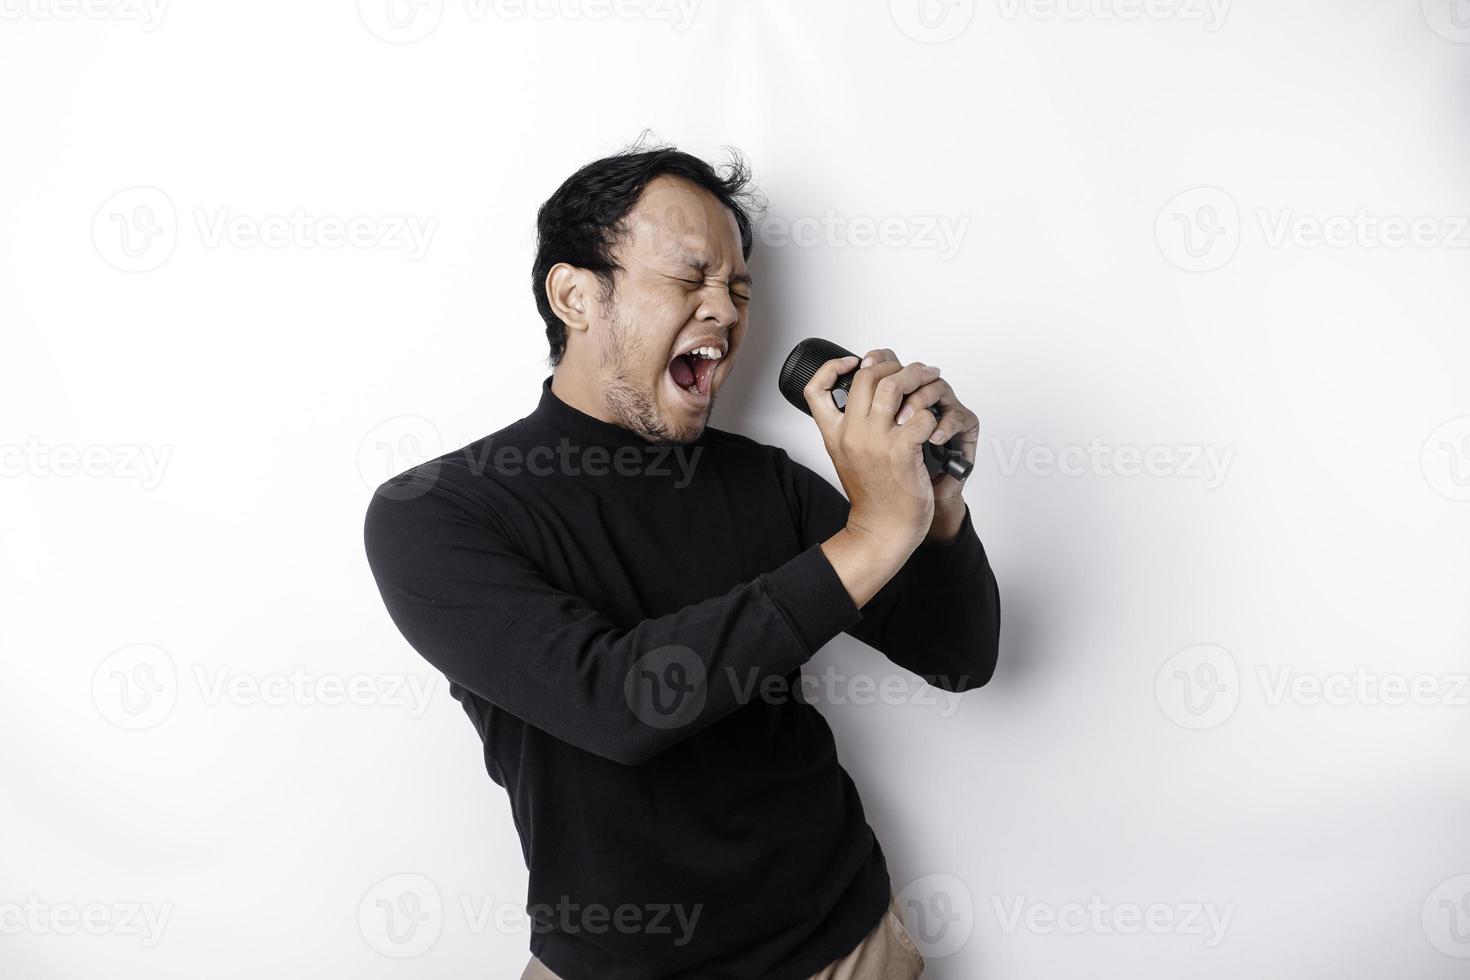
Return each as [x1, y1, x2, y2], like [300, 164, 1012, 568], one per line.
[925, 499, 966, 545]
[821, 523, 913, 609]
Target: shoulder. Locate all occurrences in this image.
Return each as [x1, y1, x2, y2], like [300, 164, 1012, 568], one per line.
[363, 417, 534, 536]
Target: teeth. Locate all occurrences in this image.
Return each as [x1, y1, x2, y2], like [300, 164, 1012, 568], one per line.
[686, 346, 723, 360]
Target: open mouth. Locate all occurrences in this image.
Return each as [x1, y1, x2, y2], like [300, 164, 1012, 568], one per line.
[668, 345, 724, 399]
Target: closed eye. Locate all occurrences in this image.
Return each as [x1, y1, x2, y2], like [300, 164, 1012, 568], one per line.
[675, 276, 751, 303]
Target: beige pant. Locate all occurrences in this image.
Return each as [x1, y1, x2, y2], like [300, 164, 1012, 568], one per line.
[519, 891, 925, 980]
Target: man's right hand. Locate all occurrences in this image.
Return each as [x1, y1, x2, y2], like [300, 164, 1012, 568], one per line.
[802, 351, 944, 608]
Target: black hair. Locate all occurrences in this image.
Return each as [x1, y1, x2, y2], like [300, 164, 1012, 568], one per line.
[531, 135, 762, 366]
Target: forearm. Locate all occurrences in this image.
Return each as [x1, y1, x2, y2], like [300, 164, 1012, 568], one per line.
[820, 524, 913, 610]
[849, 502, 1001, 690]
[821, 498, 969, 606]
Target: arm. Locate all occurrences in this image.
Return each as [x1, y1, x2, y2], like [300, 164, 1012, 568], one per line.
[362, 481, 863, 767]
[775, 447, 1001, 691]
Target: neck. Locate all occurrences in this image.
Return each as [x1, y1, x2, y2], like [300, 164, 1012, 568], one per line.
[550, 364, 620, 426]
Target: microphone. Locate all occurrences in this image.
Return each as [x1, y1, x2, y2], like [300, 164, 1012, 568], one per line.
[778, 337, 974, 481]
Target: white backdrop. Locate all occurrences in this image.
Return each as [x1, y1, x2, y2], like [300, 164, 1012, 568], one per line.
[3, 1, 1468, 977]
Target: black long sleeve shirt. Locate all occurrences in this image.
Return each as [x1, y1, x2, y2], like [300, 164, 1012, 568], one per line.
[362, 374, 1001, 980]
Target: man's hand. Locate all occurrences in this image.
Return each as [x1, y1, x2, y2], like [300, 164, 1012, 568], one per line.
[859, 348, 978, 544]
[803, 349, 956, 607]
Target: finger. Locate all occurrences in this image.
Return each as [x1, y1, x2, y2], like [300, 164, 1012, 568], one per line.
[844, 358, 903, 420]
[894, 381, 974, 446]
[894, 378, 951, 426]
[929, 401, 977, 447]
[801, 354, 862, 431]
[868, 362, 942, 422]
[891, 396, 940, 451]
[859, 347, 899, 369]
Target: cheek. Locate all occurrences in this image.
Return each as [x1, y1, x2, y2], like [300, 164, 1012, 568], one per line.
[727, 319, 748, 355]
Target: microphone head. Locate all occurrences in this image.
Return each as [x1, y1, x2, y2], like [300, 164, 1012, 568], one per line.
[777, 337, 859, 417]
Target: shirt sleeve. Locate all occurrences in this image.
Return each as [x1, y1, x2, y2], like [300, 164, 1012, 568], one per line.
[772, 447, 1001, 691]
[363, 477, 863, 767]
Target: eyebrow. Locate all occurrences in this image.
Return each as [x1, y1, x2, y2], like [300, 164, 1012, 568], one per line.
[675, 255, 753, 288]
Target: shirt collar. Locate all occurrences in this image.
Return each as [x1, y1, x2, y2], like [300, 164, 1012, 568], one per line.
[528, 374, 709, 452]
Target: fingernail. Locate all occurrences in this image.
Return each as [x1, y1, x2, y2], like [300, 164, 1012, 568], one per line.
[930, 429, 947, 444]
[860, 356, 874, 368]
[896, 406, 913, 425]
[929, 364, 942, 372]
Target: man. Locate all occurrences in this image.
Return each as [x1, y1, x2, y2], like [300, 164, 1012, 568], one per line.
[363, 143, 1001, 980]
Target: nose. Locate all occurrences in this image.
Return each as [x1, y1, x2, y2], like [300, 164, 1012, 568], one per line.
[695, 284, 739, 331]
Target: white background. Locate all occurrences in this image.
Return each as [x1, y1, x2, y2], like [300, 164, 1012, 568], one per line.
[2, 0, 1468, 977]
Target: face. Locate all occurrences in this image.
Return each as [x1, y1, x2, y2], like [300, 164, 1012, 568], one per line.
[581, 175, 751, 444]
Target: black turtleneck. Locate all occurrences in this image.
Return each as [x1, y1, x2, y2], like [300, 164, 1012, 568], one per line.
[363, 374, 1000, 980]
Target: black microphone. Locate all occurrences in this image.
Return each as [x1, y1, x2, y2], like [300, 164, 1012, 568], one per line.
[778, 337, 974, 482]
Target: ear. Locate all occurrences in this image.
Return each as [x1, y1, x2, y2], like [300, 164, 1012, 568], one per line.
[545, 263, 598, 335]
